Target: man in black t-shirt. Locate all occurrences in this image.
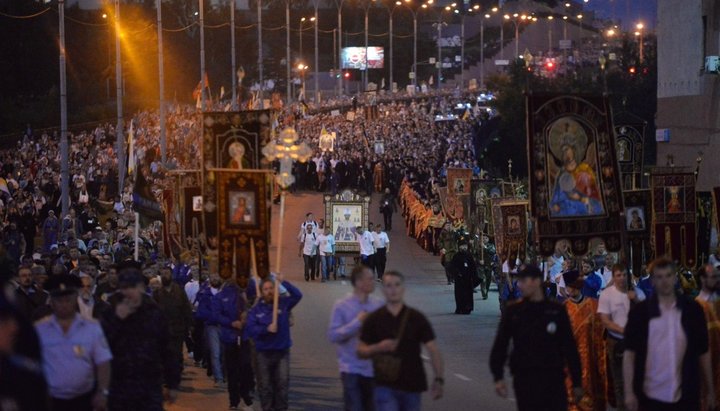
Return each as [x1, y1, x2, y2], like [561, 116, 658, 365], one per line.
[358, 271, 444, 411]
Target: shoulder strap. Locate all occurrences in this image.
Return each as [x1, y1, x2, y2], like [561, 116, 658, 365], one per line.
[394, 307, 411, 349]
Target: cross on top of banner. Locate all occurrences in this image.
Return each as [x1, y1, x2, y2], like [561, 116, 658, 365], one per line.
[262, 127, 312, 189]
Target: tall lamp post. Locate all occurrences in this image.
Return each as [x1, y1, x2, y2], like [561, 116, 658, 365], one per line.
[432, 7, 450, 89]
[635, 22, 644, 63]
[547, 15, 554, 54]
[448, 3, 478, 90]
[400, 1, 427, 90]
[115, 0, 125, 193]
[335, 0, 346, 96]
[313, 0, 320, 102]
[157, 0, 166, 163]
[59, 0, 69, 216]
[383, 0, 404, 92]
[504, 13, 530, 60]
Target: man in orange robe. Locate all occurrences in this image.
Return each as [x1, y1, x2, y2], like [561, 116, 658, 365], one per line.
[563, 270, 607, 411]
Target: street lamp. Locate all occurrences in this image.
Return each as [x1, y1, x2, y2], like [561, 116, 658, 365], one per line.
[298, 17, 315, 71]
[504, 13, 531, 61]
[432, 6, 450, 89]
[577, 14, 583, 51]
[547, 15, 554, 54]
[383, 0, 405, 92]
[636, 22, 644, 63]
[399, 1, 428, 90]
[298, 63, 308, 100]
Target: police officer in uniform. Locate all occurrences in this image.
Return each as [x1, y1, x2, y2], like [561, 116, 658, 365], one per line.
[472, 233, 496, 300]
[489, 264, 583, 411]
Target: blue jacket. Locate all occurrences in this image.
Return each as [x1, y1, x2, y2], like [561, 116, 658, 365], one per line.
[195, 281, 216, 325]
[172, 264, 191, 288]
[637, 276, 653, 299]
[582, 272, 603, 299]
[211, 283, 246, 344]
[245, 281, 302, 352]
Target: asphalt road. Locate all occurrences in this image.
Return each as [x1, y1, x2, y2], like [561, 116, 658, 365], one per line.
[168, 192, 517, 411]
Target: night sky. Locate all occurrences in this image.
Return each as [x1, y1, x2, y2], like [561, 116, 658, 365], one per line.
[584, 0, 657, 28]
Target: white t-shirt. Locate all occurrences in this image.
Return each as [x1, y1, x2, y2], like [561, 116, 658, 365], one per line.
[599, 266, 613, 288]
[644, 303, 686, 403]
[300, 231, 318, 256]
[372, 231, 390, 249]
[597, 284, 631, 339]
[357, 232, 375, 256]
[316, 233, 335, 256]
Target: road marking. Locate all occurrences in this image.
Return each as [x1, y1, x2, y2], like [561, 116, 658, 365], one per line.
[453, 373, 471, 381]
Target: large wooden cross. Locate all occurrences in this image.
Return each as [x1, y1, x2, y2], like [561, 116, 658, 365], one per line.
[262, 127, 311, 326]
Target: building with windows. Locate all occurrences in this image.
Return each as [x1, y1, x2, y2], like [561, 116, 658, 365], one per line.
[656, 0, 720, 189]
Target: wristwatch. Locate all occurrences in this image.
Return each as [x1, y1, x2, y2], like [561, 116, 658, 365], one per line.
[99, 389, 110, 397]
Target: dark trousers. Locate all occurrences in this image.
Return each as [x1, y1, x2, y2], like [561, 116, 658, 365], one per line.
[512, 368, 567, 411]
[638, 395, 687, 411]
[341, 372, 375, 411]
[375, 248, 387, 278]
[224, 340, 254, 407]
[256, 350, 290, 411]
[360, 254, 375, 274]
[606, 336, 626, 411]
[108, 388, 164, 411]
[51, 390, 93, 411]
[303, 254, 317, 280]
[383, 212, 392, 231]
[192, 317, 205, 364]
[166, 334, 184, 388]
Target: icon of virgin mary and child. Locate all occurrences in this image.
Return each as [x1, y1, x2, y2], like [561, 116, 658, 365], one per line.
[547, 119, 605, 217]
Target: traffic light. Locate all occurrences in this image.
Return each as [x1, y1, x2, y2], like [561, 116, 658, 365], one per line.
[344, 71, 350, 79]
[546, 61, 554, 70]
[629, 66, 636, 74]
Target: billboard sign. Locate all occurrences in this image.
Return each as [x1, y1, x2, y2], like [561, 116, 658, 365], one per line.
[341, 47, 384, 69]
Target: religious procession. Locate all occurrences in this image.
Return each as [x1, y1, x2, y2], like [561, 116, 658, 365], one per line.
[2, 0, 720, 409]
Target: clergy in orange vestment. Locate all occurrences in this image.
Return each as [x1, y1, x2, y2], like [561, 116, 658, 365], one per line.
[563, 270, 607, 411]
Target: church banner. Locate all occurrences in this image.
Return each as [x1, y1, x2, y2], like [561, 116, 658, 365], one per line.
[491, 198, 529, 263]
[623, 190, 652, 275]
[216, 171, 270, 286]
[201, 111, 274, 285]
[527, 94, 625, 257]
[650, 170, 697, 267]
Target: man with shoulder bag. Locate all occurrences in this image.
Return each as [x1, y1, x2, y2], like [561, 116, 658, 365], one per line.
[358, 271, 444, 411]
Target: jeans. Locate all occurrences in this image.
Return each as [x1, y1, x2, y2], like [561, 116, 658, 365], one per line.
[303, 254, 317, 280]
[607, 337, 626, 411]
[205, 325, 224, 382]
[321, 255, 334, 280]
[341, 372, 374, 411]
[224, 341, 254, 407]
[256, 349, 290, 411]
[374, 386, 420, 411]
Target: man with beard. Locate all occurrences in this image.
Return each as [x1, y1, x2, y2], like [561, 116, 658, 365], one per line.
[562, 270, 607, 411]
[153, 266, 193, 391]
[101, 266, 177, 410]
[245, 273, 303, 411]
[448, 236, 477, 315]
[77, 273, 110, 320]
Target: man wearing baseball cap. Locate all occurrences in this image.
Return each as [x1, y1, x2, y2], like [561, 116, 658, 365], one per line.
[35, 274, 113, 411]
[489, 263, 583, 411]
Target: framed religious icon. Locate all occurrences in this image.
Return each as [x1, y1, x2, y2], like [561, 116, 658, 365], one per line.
[491, 198, 529, 263]
[528, 94, 624, 257]
[447, 168, 472, 197]
[217, 171, 268, 237]
[625, 207, 646, 232]
[324, 190, 371, 253]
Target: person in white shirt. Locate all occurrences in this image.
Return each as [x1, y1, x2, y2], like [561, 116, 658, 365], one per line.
[299, 224, 318, 281]
[316, 226, 336, 282]
[356, 227, 375, 277]
[598, 264, 644, 410]
[298, 212, 319, 240]
[371, 225, 390, 279]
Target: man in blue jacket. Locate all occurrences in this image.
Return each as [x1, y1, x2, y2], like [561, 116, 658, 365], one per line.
[212, 278, 254, 410]
[197, 275, 224, 385]
[245, 274, 302, 411]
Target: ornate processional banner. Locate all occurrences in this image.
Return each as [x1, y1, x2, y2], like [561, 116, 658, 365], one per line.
[527, 94, 625, 257]
[650, 170, 697, 267]
[202, 111, 274, 285]
[491, 198, 529, 264]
